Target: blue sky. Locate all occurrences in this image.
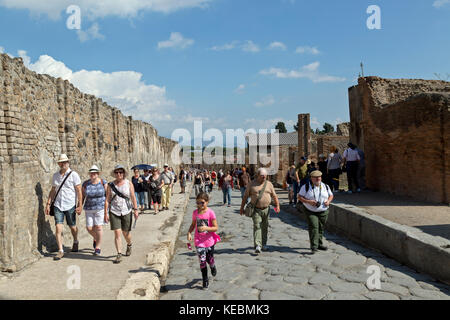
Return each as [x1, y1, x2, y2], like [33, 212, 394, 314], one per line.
[0, 0, 449, 145]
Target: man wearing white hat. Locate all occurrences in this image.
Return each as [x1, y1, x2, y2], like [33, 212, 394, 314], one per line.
[298, 170, 334, 254]
[45, 154, 82, 260]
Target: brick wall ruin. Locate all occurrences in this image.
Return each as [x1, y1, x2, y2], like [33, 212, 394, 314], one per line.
[349, 77, 450, 203]
[0, 54, 179, 271]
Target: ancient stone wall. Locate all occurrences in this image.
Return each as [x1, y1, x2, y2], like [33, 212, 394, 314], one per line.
[349, 77, 450, 203]
[0, 54, 179, 271]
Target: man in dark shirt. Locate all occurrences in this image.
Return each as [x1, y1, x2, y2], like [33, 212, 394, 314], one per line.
[237, 166, 251, 199]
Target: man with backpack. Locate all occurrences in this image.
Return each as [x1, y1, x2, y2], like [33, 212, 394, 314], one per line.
[298, 170, 334, 254]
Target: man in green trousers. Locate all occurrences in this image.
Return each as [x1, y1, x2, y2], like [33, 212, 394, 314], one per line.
[298, 170, 334, 254]
[240, 168, 280, 254]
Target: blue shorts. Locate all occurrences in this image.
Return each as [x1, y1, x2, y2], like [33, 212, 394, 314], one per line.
[54, 205, 77, 227]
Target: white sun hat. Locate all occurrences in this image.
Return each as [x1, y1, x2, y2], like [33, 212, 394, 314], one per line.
[57, 154, 70, 163]
[88, 165, 100, 173]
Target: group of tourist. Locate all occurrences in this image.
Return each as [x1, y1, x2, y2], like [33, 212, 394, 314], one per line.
[285, 143, 365, 207]
[45, 153, 188, 264]
[46, 145, 361, 289]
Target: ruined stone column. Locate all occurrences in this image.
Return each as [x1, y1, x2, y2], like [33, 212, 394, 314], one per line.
[297, 114, 311, 162]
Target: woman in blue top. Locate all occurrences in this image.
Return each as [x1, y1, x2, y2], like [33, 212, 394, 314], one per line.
[82, 165, 107, 256]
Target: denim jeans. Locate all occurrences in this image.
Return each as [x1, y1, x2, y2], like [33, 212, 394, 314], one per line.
[222, 187, 231, 205]
[293, 181, 300, 205]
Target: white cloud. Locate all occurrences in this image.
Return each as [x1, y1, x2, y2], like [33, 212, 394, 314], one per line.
[210, 41, 239, 51]
[17, 51, 176, 127]
[254, 95, 275, 107]
[234, 84, 245, 94]
[0, 0, 213, 20]
[244, 118, 296, 131]
[241, 41, 260, 53]
[268, 42, 287, 51]
[259, 61, 346, 83]
[433, 0, 450, 8]
[295, 46, 320, 55]
[77, 23, 105, 42]
[158, 32, 194, 50]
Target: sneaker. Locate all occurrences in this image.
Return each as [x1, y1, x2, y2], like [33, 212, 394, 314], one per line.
[94, 248, 101, 256]
[227, 204, 231, 207]
[125, 244, 132, 256]
[71, 241, 79, 252]
[255, 246, 262, 254]
[211, 266, 217, 277]
[113, 253, 122, 264]
[346, 190, 353, 194]
[202, 279, 209, 290]
[53, 251, 64, 261]
[356, 188, 361, 193]
[318, 245, 328, 251]
[311, 248, 318, 254]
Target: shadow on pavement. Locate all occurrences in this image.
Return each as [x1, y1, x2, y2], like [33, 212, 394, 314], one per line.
[161, 278, 202, 292]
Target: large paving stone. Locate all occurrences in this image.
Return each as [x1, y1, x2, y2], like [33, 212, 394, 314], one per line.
[224, 287, 260, 300]
[410, 287, 450, 300]
[375, 282, 410, 296]
[386, 276, 421, 289]
[159, 292, 183, 300]
[364, 291, 400, 300]
[330, 282, 368, 293]
[182, 290, 223, 300]
[253, 280, 291, 292]
[260, 291, 299, 300]
[281, 285, 329, 299]
[332, 253, 367, 268]
[309, 253, 338, 266]
[324, 292, 368, 300]
[284, 276, 309, 285]
[308, 272, 340, 285]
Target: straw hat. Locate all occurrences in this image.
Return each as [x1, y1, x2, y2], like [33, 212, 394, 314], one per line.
[57, 154, 70, 163]
[88, 165, 100, 173]
[111, 164, 128, 178]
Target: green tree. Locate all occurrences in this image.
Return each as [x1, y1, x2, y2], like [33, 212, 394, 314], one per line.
[275, 122, 287, 133]
[323, 123, 334, 134]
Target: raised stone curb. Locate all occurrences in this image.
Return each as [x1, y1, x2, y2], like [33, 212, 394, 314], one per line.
[281, 201, 450, 286]
[117, 182, 193, 300]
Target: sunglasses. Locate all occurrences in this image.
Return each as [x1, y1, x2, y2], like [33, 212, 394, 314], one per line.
[196, 201, 206, 205]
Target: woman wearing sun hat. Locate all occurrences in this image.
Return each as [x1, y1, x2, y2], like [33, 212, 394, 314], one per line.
[104, 165, 139, 264]
[81, 165, 107, 256]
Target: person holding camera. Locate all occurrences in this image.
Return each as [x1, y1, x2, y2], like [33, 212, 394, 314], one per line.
[298, 170, 333, 254]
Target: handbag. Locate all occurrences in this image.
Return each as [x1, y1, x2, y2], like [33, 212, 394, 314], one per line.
[108, 182, 132, 212]
[50, 171, 73, 216]
[244, 180, 268, 218]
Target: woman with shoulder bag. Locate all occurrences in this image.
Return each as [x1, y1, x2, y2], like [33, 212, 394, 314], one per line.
[104, 165, 139, 264]
[82, 165, 107, 256]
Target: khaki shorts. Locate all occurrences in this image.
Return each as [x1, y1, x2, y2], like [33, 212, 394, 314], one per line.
[110, 212, 132, 231]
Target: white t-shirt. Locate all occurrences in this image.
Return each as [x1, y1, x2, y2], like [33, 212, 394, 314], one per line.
[343, 148, 360, 162]
[52, 168, 81, 211]
[299, 182, 333, 213]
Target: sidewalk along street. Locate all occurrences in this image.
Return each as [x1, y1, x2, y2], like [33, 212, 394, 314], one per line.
[0, 183, 191, 300]
[160, 187, 450, 300]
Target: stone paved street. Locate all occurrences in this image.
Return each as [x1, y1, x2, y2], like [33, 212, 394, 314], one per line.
[160, 188, 450, 300]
